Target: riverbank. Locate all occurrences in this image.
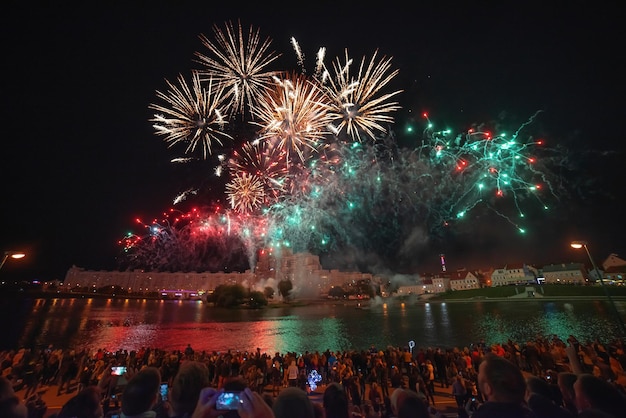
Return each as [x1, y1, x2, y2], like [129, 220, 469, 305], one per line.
[3, 283, 626, 305]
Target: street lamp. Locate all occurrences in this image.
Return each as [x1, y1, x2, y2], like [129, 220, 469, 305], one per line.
[570, 240, 626, 337]
[0, 251, 26, 271]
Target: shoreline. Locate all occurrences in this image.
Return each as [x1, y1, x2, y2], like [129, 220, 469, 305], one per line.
[2, 290, 625, 305]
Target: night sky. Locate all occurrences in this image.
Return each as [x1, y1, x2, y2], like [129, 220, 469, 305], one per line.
[1, 1, 624, 281]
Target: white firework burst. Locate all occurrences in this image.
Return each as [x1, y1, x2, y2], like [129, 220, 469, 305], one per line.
[195, 20, 281, 118]
[150, 71, 232, 159]
[252, 73, 333, 165]
[321, 49, 402, 142]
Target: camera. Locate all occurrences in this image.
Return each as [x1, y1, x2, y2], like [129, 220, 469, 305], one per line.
[111, 366, 127, 376]
[160, 383, 169, 401]
[216, 391, 243, 411]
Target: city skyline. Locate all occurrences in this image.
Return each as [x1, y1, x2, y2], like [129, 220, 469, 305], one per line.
[1, 2, 624, 281]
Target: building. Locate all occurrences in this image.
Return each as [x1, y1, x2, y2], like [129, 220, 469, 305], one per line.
[490, 263, 538, 287]
[603, 254, 626, 270]
[62, 249, 380, 298]
[448, 270, 481, 291]
[540, 263, 586, 285]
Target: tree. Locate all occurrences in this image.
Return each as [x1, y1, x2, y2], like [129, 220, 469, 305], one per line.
[212, 284, 247, 308]
[248, 290, 268, 309]
[263, 286, 275, 300]
[328, 285, 346, 299]
[278, 279, 293, 301]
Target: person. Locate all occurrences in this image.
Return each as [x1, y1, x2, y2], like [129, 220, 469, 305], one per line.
[323, 382, 350, 418]
[369, 381, 383, 414]
[396, 389, 431, 418]
[472, 353, 537, 418]
[452, 375, 467, 410]
[525, 375, 573, 418]
[389, 388, 408, 416]
[287, 360, 299, 387]
[121, 366, 161, 418]
[168, 361, 211, 418]
[573, 373, 626, 417]
[185, 345, 194, 359]
[273, 386, 315, 418]
[56, 386, 104, 418]
[0, 375, 28, 418]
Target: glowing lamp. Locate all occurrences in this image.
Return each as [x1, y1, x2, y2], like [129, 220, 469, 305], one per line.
[1, 251, 26, 271]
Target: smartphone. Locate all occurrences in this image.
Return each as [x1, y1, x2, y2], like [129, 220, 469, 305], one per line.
[216, 391, 243, 410]
[111, 366, 127, 376]
[160, 383, 169, 401]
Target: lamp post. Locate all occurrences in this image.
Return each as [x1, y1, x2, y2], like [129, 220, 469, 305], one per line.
[0, 251, 26, 271]
[570, 240, 626, 337]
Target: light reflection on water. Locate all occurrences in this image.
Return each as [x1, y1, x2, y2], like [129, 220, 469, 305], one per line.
[3, 297, 625, 354]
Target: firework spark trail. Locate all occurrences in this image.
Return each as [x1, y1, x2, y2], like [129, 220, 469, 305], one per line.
[195, 21, 281, 119]
[150, 72, 232, 159]
[291, 37, 305, 72]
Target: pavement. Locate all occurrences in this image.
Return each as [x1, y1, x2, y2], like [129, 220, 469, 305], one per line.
[16, 380, 461, 418]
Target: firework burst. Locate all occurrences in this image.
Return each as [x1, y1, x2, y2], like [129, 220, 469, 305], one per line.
[195, 20, 281, 118]
[226, 172, 266, 214]
[228, 140, 288, 201]
[321, 50, 402, 142]
[253, 73, 334, 165]
[150, 72, 232, 159]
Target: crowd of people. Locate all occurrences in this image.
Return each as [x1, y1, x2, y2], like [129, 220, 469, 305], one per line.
[1, 334, 626, 418]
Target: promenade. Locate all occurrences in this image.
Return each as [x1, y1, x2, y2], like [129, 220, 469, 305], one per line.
[17, 379, 462, 418]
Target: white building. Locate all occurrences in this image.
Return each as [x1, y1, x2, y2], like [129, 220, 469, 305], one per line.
[540, 263, 586, 285]
[490, 264, 538, 287]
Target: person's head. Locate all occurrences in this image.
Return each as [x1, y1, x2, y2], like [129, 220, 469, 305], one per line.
[323, 382, 349, 418]
[525, 375, 556, 402]
[390, 388, 409, 416]
[58, 386, 103, 418]
[122, 366, 161, 416]
[273, 387, 315, 418]
[477, 353, 526, 403]
[573, 373, 626, 417]
[169, 361, 210, 416]
[0, 376, 27, 418]
[397, 389, 430, 418]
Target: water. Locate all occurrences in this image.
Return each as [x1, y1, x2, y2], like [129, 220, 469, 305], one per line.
[2, 296, 624, 354]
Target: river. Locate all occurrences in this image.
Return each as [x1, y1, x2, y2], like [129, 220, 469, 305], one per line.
[2, 296, 624, 354]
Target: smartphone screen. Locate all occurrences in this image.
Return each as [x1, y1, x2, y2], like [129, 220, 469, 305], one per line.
[111, 366, 127, 376]
[160, 383, 168, 401]
[216, 391, 243, 410]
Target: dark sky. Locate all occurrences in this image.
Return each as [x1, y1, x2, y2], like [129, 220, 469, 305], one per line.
[1, 1, 624, 281]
